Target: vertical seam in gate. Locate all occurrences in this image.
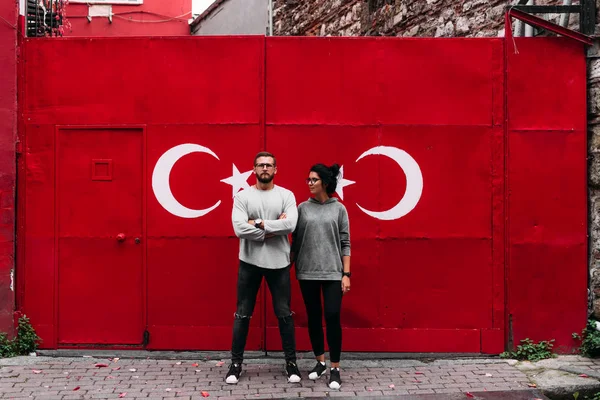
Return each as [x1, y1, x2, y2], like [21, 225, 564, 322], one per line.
[262, 36, 267, 355]
[142, 125, 148, 346]
[53, 125, 60, 348]
[503, 36, 511, 351]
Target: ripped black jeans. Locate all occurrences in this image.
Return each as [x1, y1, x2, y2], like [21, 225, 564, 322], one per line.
[231, 261, 296, 364]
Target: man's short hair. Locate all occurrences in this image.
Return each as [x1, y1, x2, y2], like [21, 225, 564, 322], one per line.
[254, 151, 276, 166]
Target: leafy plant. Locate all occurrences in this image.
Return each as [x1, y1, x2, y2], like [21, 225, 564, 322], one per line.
[500, 338, 555, 362]
[0, 315, 40, 358]
[572, 391, 600, 400]
[573, 320, 600, 358]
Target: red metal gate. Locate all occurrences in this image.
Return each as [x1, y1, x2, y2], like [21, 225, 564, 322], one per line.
[17, 36, 587, 353]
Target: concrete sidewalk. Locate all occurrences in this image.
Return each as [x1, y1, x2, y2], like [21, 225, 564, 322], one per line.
[0, 352, 598, 399]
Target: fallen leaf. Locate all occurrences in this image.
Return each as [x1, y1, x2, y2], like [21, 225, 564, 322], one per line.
[388, 384, 395, 388]
[466, 393, 474, 398]
[165, 388, 172, 392]
[73, 387, 80, 391]
[367, 388, 373, 392]
[192, 363, 199, 367]
[112, 367, 121, 371]
[528, 383, 537, 388]
[195, 370, 201, 373]
[415, 372, 424, 375]
[175, 362, 182, 365]
[113, 358, 120, 362]
[63, 372, 69, 375]
[95, 364, 109, 368]
[132, 376, 139, 379]
[118, 393, 127, 398]
[579, 374, 589, 378]
[201, 391, 210, 398]
[129, 368, 137, 372]
[414, 380, 422, 383]
[32, 370, 42, 374]
[107, 376, 115, 379]
[485, 373, 492, 377]
[216, 361, 225, 367]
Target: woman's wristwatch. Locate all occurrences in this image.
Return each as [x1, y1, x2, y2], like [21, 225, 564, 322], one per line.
[342, 272, 351, 278]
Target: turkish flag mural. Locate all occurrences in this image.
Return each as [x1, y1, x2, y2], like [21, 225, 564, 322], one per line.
[19, 36, 586, 353]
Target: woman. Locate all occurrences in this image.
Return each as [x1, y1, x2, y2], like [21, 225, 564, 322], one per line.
[291, 163, 351, 390]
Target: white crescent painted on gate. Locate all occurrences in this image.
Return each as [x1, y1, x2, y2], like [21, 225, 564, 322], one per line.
[152, 144, 221, 219]
[355, 146, 423, 221]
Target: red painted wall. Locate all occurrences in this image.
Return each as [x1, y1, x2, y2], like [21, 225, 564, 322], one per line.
[0, 0, 17, 336]
[64, 0, 191, 37]
[18, 36, 587, 353]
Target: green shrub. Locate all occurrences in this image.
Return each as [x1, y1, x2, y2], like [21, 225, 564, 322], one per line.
[500, 338, 555, 362]
[0, 315, 40, 358]
[573, 320, 600, 358]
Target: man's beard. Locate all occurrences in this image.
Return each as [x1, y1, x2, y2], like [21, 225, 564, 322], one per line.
[256, 172, 274, 184]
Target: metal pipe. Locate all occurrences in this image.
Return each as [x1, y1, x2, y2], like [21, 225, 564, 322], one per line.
[524, 0, 535, 37]
[513, 0, 525, 37]
[559, 0, 572, 27]
[268, 0, 273, 36]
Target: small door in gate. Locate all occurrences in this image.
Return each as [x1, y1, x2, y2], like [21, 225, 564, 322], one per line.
[56, 127, 144, 345]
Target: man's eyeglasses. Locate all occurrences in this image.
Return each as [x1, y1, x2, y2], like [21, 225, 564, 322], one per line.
[305, 178, 321, 185]
[255, 163, 274, 169]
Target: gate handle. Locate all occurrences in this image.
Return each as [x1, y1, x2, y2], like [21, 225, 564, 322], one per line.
[116, 233, 126, 242]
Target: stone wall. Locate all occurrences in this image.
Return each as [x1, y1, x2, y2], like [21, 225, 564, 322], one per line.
[273, 0, 577, 38]
[274, 0, 600, 320]
[588, 42, 600, 318]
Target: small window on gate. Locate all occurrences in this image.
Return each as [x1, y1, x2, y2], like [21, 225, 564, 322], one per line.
[92, 159, 113, 181]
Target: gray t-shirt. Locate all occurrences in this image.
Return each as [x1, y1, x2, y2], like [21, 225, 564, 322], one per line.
[292, 197, 351, 281]
[232, 185, 298, 269]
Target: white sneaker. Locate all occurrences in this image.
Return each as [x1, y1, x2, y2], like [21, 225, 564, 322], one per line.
[329, 368, 341, 390]
[285, 362, 302, 383]
[308, 361, 326, 380]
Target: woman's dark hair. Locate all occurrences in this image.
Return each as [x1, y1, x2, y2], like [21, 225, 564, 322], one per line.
[310, 163, 340, 195]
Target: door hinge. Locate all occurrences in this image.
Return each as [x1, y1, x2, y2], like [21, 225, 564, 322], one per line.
[142, 330, 150, 347]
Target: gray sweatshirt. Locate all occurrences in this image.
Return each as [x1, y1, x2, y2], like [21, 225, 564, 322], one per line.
[232, 185, 298, 269]
[292, 198, 351, 281]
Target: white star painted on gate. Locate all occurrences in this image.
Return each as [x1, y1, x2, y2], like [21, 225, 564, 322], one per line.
[220, 164, 253, 197]
[336, 165, 355, 201]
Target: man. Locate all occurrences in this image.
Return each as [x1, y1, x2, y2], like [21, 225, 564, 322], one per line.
[226, 151, 301, 385]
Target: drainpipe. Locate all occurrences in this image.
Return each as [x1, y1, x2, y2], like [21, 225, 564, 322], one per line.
[268, 0, 273, 36]
[513, 0, 525, 37]
[559, 0, 572, 27]
[524, 0, 535, 37]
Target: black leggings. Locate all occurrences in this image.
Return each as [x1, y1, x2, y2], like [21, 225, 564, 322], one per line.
[299, 280, 343, 363]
